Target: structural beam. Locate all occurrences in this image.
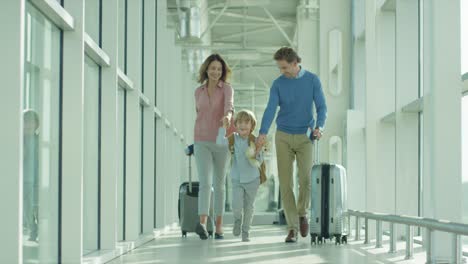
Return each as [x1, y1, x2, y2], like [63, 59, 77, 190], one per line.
[263, 7, 294, 47]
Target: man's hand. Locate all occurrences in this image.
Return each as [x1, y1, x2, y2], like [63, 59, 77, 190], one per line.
[312, 128, 322, 140]
[256, 134, 267, 153]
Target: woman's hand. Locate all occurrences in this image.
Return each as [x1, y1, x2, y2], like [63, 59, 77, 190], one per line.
[220, 114, 231, 129]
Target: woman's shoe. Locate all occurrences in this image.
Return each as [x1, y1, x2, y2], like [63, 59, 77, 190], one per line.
[195, 223, 209, 240]
[214, 233, 224, 239]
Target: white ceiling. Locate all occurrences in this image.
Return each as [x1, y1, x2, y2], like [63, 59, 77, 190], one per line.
[167, 0, 299, 116]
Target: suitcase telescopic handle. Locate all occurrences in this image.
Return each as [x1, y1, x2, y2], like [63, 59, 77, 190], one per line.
[188, 155, 193, 193]
[313, 138, 320, 164]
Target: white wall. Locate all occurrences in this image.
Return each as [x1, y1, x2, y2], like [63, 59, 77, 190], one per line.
[318, 0, 351, 164]
[155, 0, 197, 230]
[394, 0, 419, 237]
[1, 0, 199, 262]
[348, 0, 464, 261]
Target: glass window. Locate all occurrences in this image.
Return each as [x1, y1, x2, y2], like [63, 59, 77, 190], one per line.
[462, 95, 468, 249]
[140, 105, 144, 234]
[418, 0, 425, 98]
[153, 119, 157, 228]
[23, 2, 61, 263]
[118, 0, 126, 72]
[117, 0, 128, 240]
[85, 0, 101, 44]
[461, 0, 467, 250]
[254, 158, 279, 213]
[461, 0, 467, 74]
[141, 0, 145, 93]
[419, 112, 424, 219]
[83, 56, 101, 255]
[154, 0, 158, 104]
[418, 0, 424, 234]
[117, 87, 126, 241]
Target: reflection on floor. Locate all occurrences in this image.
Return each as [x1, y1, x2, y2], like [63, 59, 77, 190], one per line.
[107, 225, 437, 264]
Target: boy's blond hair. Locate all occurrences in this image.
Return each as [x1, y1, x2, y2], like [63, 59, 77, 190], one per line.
[234, 109, 257, 132]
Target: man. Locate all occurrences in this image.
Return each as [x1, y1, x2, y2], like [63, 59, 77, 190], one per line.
[256, 47, 327, 243]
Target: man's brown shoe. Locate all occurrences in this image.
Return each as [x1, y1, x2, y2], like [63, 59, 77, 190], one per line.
[299, 216, 309, 237]
[285, 230, 298, 243]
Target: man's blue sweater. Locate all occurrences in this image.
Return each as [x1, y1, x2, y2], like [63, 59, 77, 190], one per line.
[259, 69, 327, 135]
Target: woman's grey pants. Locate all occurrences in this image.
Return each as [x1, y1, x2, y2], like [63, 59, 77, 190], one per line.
[194, 142, 229, 216]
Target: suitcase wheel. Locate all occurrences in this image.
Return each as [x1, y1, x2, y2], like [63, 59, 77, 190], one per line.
[182, 231, 187, 238]
[311, 234, 318, 245]
[334, 235, 342, 245]
[342, 235, 348, 244]
[318, 236, 324, 244]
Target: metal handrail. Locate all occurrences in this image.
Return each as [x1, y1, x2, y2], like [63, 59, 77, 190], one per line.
[346, 209, 464, 263]
[348, 210, 468, 236]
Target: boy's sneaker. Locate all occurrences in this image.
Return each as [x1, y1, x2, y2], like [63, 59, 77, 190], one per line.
[242, 232, 250, 242]
[233, 219, 241, 237]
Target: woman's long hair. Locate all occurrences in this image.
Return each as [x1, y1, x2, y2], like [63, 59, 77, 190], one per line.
[197, 53, 231, 84]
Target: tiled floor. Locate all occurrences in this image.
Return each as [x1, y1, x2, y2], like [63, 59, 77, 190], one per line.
[107, 225, 430, 264]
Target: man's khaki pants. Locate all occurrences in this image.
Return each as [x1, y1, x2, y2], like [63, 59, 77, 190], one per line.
[275, 130, 313, 232]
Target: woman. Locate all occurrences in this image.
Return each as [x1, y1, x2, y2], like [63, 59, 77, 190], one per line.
[194, 54, 233, 240]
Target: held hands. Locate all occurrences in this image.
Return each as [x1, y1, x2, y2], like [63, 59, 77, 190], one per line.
[255, 134, 267, 154]
[246, 142, 260, 168]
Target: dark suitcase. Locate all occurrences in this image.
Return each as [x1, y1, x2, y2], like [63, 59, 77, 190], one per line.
[178, 148, 214, 237]
[310, 140, 348, 245]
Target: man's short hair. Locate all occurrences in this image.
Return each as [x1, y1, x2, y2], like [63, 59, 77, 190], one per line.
[274, 47, 302, 63]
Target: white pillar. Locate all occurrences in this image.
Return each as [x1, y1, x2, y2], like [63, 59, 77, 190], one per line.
[125, 0, 143, 240]
[374, 7, 396, 217]
[395, 0, 419, 236]
[155, 117, 167, 228]
[422, 0, 462, 262]
[100, 0, 119, 249]
[155, 0, 170, 229]
[142, 0, 156, 234]
[347, 0, 366, 213]
[364, 0, 379, 215]
[316, 0, 351, 168]
[62, 0, 85, 262]
[0, 1, 25, 263]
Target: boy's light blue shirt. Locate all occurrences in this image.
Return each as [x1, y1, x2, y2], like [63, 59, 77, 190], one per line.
[217, 129, 263, 184]
[259, 68, 327, 135]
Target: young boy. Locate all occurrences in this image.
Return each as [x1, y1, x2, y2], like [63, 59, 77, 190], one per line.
[217, 110, 265, 242]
